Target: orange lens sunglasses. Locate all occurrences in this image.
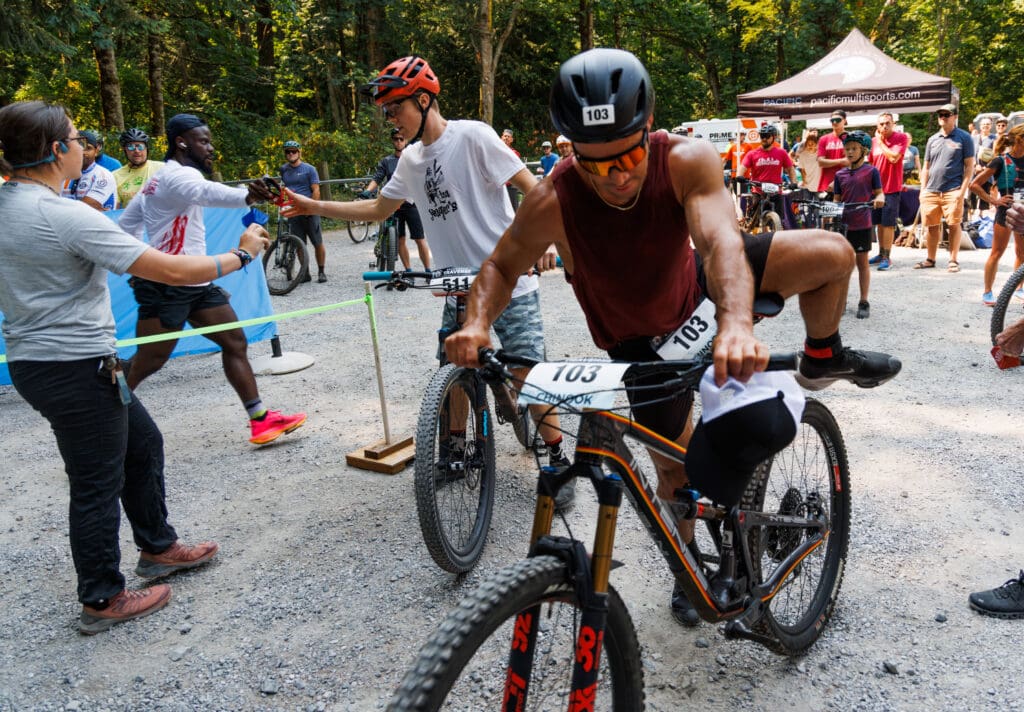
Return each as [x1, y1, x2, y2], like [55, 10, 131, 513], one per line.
[573, 129, 649, 177]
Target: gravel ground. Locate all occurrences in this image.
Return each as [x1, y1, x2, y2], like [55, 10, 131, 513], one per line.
[2, 228, 1024, 711]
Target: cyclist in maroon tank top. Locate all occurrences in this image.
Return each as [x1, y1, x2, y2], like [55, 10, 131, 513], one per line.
[445, 48, 900, 626]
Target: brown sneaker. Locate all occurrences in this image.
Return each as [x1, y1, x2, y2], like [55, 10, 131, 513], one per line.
[135, 540, 219, 580]
[79, 585, 172, 635]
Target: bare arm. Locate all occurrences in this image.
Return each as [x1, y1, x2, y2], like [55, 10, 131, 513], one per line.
[445, 180, 568, 368]
[675, 138, 765, 383]
[281, 188, 402, 222]
[127, 224, 270, 285]
[311, 183, 320, 201]
[959, 156, 976, 196]
[970, 166, 1004, 205]
[509, 167, 538, 196]
[80, 196, 106, 212]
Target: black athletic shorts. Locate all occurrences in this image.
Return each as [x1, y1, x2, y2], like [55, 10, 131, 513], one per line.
[606, 231, 773, 441]
[131, 278, 231, 331]
[396, 202, 425, 240]
[845, 228, 872, 253]
[286, 215, 323, 247]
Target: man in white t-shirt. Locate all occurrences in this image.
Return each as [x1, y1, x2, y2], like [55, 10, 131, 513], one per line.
[62, 130, 117, 211]
[282, 55, 575, 510]
[120, 113, 306, 447]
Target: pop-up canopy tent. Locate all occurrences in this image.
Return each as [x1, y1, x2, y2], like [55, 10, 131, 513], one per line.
[737, 28, 956, 119]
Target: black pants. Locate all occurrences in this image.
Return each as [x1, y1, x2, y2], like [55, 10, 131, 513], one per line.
[9, 357, 178, 606]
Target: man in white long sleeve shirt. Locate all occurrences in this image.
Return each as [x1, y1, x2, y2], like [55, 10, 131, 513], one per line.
[119, 114, 306, 446]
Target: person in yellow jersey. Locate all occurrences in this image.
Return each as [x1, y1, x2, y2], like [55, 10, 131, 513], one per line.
[112, 127, 163, 207]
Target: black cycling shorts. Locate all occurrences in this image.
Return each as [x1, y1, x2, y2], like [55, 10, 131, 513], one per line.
[131, 278, 231, 331]
[396, 202, 425, 240]
[607, 231, 773, 441]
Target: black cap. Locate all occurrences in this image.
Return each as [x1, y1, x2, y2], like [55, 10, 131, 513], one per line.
[830, 109, 847, 119]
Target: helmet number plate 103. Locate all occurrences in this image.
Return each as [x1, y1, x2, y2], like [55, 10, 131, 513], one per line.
[582, 104, 617, 126]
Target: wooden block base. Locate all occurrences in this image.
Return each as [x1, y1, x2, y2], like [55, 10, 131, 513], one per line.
[346, 436, 415, 475]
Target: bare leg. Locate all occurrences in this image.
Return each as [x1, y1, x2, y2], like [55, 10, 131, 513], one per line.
[415, 238, 433, 270]
[948, 222, 962, 266]
[856, 251, 870, 303]
[126, 319, 179, 391]
[398, 236, 412, 271]
[925, 224, 941, 263]
[985, 223, 1011, 293]
[314, 243, 326, 271]
[187, 304, 259, 405]
[877, 225, 894, 255]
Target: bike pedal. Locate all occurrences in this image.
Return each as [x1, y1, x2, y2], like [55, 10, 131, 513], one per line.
[722, 619, 777, 647]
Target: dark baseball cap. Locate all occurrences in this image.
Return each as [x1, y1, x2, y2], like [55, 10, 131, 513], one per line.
[937, 103, 958, 115]
[830, 109, 847, 119]
[684, 369, 805, 507]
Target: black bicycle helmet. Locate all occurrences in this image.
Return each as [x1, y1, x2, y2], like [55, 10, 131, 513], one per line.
[758, 125, 779, 139]
[843, 130, 872, 151]
[549, 48, 654, 144]
[119, 127, 150, 146]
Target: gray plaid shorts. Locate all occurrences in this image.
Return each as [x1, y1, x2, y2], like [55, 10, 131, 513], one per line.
[440, 289, 546, 362]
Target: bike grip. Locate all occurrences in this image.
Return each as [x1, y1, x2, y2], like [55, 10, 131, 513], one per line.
[766, 353, 801, 372]
[493, 349, 539, 369]
[362, 271, 393, 281]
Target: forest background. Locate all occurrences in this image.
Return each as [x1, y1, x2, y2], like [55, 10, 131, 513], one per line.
[3, 0, 1022, 182]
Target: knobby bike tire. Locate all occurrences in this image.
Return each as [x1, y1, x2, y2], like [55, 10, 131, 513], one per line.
[262, 234, 309, 296]
[347, 219, 372, 243]
[741, 398, 850, 656]
[387, 556, 645, 711]
[764, 211, 784, 233]
[386, 223, 399, 272]
[991, 263, 1024, 345]
[414, 364, 496, 573]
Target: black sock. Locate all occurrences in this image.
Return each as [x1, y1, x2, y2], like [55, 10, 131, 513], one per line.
[804, 333, 842, 362]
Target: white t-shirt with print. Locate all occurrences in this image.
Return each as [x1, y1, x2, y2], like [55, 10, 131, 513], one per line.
[62, 162, 118, 210]
[119, 159, 248, 286]
[382, 119, 538, 298]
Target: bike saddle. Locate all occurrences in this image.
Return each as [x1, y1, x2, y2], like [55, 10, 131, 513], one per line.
[753, 292, 784, 319]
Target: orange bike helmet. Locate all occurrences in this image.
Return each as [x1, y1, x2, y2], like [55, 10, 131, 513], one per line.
[364, 56, 440, 104]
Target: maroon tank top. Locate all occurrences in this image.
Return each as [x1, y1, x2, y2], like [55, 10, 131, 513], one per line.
[551, 130, 700, 350]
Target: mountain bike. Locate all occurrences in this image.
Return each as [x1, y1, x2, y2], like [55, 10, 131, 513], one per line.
[347, 182, 376, 243]
[389, 348, 852, 710]
[790, 194, 875, 236]
[737, 178, 786, 234]
[262, 208, 309, 296]
[363, 268, 535, 573]
[371, 213, 399, 272]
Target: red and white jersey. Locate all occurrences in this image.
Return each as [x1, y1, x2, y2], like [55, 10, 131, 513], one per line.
[119, 160, 248, 284]
[741, 145, 793, 186]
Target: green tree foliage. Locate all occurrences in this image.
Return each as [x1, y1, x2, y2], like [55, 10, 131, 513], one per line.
[3, 0, 1024, 177]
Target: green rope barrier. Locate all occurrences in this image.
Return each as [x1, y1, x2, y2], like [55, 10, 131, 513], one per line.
[0, 293, 373, 365]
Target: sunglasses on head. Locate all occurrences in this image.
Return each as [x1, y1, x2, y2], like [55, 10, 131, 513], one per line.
[573, 129, 649, 177]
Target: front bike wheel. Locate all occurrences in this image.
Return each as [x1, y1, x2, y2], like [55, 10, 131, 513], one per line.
[262, 234, 309, 296]
[763, 210, 783, 233]
[348, 219, 372, 243]
[991, 263, 1024, 345]
[742, 398, 850, 656]
[414, 364, 496, 573]
[387, 556, 645, 711]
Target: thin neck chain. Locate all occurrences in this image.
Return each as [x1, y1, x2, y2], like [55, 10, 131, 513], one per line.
[11, 174, 59, 196]
[588, 173, 643, 211]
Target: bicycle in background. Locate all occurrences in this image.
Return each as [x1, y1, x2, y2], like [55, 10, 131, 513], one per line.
[260, 176, 309, 295]
[388, 347, 852, 709]
[736, 177, 787, 234]
[363, 268, 534, 573]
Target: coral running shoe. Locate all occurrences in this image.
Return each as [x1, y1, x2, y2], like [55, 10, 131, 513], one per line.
[249, 410, 307, 444]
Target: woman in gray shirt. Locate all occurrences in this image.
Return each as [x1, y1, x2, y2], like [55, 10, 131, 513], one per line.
[0, 101, 269, 634]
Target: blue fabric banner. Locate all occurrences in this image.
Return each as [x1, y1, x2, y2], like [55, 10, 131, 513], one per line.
[0, 206, 278, 386]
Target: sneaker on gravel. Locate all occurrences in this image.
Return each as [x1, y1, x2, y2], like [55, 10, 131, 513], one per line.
[136, 540, 219, 580]
[983, 291, 996, 306]
[317, 270, 327, 283]
[670, 580, 700, 627]
[878, 257, 891, 271]
[249, 410, 306, 445]
[856, 301, 870, 319]
[868, 254, 883, 265]
[79, 584, 172, 635]
[796, 348, 901, 391]
[968, 571, 1024, 619]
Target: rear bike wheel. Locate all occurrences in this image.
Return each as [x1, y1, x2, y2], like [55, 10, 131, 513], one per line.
[991, 263, 1024, 345]
[414, 364, 496, 573]
[385, 222, 399, 271]
[262, 234, 308, 295]
[387, 556, 644, 711]
[348, 219, 372, 243]
[742, 398, 850, 656]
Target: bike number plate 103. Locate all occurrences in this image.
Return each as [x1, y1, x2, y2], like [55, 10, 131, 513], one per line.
[430, 274, 475, 296]
[656, 298, 717, 360]
[518, 361, 631, 410]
